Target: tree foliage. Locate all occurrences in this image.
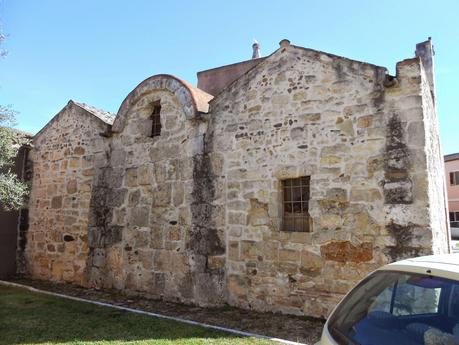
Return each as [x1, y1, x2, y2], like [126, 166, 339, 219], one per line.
[0, 27, 29, 211]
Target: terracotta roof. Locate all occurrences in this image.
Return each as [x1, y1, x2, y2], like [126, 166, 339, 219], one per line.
[71, 101, 115, 125]
[445, 153, 459, 162]
[169, 76, 213, 114]
[112, 74, 213, 132]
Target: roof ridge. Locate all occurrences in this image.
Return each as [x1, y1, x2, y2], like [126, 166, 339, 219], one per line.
[290, 44, 388, 71]
[445, 152, 459, 162]
[71, 100, 115, 125]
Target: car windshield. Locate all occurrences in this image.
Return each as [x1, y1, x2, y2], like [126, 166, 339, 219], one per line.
[327, 271, 459, 345]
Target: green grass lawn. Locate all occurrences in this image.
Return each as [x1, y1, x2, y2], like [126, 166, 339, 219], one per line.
[0, 285, 275, 345]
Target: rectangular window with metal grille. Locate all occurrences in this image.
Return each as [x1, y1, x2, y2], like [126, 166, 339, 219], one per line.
[151, 103, 161, 137]
[282, 176, 310, 232]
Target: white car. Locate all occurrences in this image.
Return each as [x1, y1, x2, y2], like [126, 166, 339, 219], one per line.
[318, 254, 459, 345]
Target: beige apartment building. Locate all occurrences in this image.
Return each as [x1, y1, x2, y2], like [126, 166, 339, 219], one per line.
[446, 153, 459, 223]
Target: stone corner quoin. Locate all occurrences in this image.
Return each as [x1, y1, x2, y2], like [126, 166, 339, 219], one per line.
[20, 38, 448, 318]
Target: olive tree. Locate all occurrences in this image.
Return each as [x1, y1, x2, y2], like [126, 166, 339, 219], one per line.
[0, 29, 28, 211]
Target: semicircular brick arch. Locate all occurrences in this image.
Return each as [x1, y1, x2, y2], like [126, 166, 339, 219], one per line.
[112, 74, 213, 133]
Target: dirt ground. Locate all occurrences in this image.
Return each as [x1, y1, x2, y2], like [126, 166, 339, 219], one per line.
[6, 277, 325, 344]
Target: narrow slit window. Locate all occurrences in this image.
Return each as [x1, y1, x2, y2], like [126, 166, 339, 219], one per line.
[282, 176, 310, 232]
[151, 102, 162, 137]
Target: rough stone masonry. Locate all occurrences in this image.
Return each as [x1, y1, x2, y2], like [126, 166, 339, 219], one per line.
[21, 38, 448, 317]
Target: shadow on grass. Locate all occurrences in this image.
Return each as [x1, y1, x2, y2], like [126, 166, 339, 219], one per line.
[0, 286, 273, 345]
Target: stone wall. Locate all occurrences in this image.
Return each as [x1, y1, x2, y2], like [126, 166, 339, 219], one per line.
[23, 101, 111, 284]
[208, 42, 447, 317]
[382, 50, 448, 261]
[23, 40, 448, 318]
[83, 76, 225, 306]
[418, 59, 450, 253]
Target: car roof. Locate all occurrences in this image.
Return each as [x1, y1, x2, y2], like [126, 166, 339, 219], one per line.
[380, 254, 459, 279]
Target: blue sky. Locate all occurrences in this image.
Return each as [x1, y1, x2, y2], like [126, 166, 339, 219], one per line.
[1, 0, 458, 154]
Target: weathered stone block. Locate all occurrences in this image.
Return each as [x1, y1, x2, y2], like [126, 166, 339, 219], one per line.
[350, 188, 382, 202]
[51, 196, 62, 209]
[107, 168, 124, 188]
[228, 241, 239, 261]
[320, 156, 342, 165]
[168, 227, 181, 241]
[208, 255, 225, 270]
[125, 167, 138, 187]
[228, 274, 248, 297]
[137, 165, 152, 185]
[325, 188, 347, 202]
[134, 229, 150, 248]
[82, 168, 94, 177]
[139, 249, 154, 270]
[64, 216, 77, 226]
[111, 149, 126, 167]
[300, 251, 324, 276]
[367, 155, 384, 176]
[228, 211, 246, 225]
[69, 158, 80, 168]
[260, 241, 279, 261]
[357, 115, 374, 128]
[66, 179, 78, 194]
[279, 249, 300, 262]
[153, 250, 171, 271]
[240, 240, 257, 260]
[129, 207, 150, 227]
[128, 189, 140, 207]
[384, 179, 413, 204]
[299, 112, 321, 122]
[152, 184, 171, 207]
[150, 227, 164, 249]
[337, 119, 354, 136]
[247, 199, 269, 226]
[106, 247, 122, 271]
[321, 214, 342, 229]
[109, 188, 128, 208]
[320, 241, 373, 263]
[51, 261, 65, 280]
[92, 248, 106, 268]
[74, 146, 85, 155]
[277, 262, 298, 275]
[172, 183, 184, 207]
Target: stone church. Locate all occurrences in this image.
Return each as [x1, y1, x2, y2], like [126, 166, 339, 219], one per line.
[21, 38, 448, 317]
